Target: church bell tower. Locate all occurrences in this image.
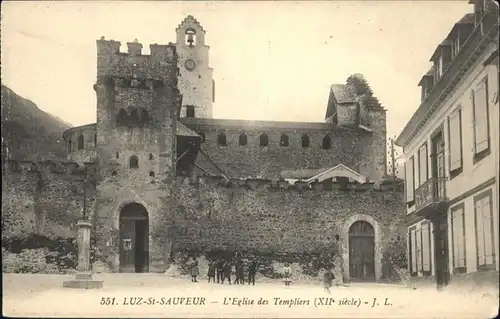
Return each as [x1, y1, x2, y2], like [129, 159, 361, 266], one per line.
[176, 15, 214, 119]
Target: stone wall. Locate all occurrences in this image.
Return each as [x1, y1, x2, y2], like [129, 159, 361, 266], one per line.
[163, 176, 406, 277]
[1, 161, 94, 241]
[180, 118, 387, 181]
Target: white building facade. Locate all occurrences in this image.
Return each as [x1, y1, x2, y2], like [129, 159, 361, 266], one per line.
[395, 0, 499, 289]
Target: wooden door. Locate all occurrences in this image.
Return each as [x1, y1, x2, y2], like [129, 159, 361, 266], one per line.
[348, 221, 375, 282]
[120, 219, 136, 273]
[349, 236, 375, 281]
[433, 215, 450, 287]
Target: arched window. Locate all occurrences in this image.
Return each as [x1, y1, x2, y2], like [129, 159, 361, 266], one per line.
[111, 170, 117, 176]
[67, 139, 72, 153]
[149, 171, 155, 177]
[116, 152, 119, 159]
[141, 109, 149, 123]
[149, 153, 154, 160]
[239, 133, 247, 146]
[322, 135, 332, 150]
[198, 132, 206, 143]
[260, 133, 269, 147]
[77, 134, 84, 150]
[129, 155, 139, 169]
[217, 132, 227, 146]
[301, 135, 310, 148]
[130, 108, 139, 123]
[117, 109, 127, 125]
[280, 134, 289, 147]
[186, 106, 195, 118]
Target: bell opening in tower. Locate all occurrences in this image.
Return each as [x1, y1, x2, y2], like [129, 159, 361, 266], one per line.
[185, 29, 196, 47]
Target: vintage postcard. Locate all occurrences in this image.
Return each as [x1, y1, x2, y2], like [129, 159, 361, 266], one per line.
[1, 0, 499, 318]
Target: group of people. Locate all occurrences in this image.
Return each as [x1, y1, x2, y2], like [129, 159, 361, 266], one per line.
[187, 253, 345, 292]
[187, 253, 258, 285]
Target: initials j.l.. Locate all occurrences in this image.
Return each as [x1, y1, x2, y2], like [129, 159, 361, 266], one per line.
[371, 298, 391, 307]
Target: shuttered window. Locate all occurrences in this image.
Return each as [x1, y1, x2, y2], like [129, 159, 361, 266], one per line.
[475, 191, 495, 269]
[410, 228, 417, 275]
[448, 108, 463, 172]
[421, 222, 432, 273]
[418, 143, 428, 187]
[405, 157, 415, 203]
[416, 227, 422, 272]
[472, 79, 490, 155]
[451, 204, 466, 271]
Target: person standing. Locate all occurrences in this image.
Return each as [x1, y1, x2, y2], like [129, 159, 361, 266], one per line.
[216, 258, 224, 283]
[283, 262, 292, 286]
[333, 255, 344, 286]
[247, 259, 257, 286]
[323, 267, 334, 293]
[222, 261, 232, 284]
[234, 259, 245, 284]
[189, 256, 199, 283]
[207, 260, 216, 283]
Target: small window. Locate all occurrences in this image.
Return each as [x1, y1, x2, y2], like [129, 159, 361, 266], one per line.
[335, 235, 340, 241]
[186, 106, 195, 118]
[149, 171, 155, 177]
[260, 133, 269, 147]
[68, 139, 72, 153]
[130, 108, 139, 123]
[129, 155, 139, 169]
[77, 134, 84, 150]
[198, 132, 206, 143]
[111, 170, 117, 176]
[301, 135, 310, 148]
[149, 153, 154, 160]
[239, 133, 247, 146]
[94, 134, 97, 147]
[141, 109, 149, 123]
[116, 152, 119, 159]
[217, 133, 227, 146]
[117, 109, 127, 125]
[322, 135, 331, 150]
[280, 134, 289, 147]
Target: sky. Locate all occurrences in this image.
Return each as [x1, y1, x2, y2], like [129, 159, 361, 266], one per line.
[1, 0, 472, 142]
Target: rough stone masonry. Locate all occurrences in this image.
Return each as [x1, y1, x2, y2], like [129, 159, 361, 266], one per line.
[1, 16, 406, 282]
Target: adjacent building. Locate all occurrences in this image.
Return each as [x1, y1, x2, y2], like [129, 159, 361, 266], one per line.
[395, 0, 499, 288]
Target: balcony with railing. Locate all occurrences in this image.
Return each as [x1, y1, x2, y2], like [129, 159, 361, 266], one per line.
[415, 177, 449, 217]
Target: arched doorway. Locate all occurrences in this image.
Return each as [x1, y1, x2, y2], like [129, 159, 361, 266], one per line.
[119, 203, 149, 273]
[348, 220, 375, 282]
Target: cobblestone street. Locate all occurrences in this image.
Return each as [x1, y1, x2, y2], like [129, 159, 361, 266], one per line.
[3, 274, 498, 318]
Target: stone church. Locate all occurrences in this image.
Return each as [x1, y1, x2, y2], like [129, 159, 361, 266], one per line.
[3, 16, 406, 281]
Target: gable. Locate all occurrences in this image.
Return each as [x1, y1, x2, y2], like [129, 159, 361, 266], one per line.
[303, 164, 367, 184]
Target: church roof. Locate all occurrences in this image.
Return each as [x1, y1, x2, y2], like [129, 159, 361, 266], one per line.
[330, 84, 356, 104]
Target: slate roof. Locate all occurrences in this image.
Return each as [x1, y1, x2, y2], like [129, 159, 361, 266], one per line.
[176, 122, 199, 138]
[330, 84, 356, 104]
[418, 66, 435, 86]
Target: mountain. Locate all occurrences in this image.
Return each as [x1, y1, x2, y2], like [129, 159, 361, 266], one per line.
[1, 85, 71, 162]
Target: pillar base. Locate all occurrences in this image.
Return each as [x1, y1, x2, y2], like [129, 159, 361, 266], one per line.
[63, 272, 103, 289]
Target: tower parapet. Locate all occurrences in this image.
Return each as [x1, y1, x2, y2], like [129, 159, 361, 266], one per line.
[96, 38, 179, 86]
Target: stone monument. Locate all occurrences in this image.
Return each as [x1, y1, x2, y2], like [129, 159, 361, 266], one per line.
[63, 219, 104, 289]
